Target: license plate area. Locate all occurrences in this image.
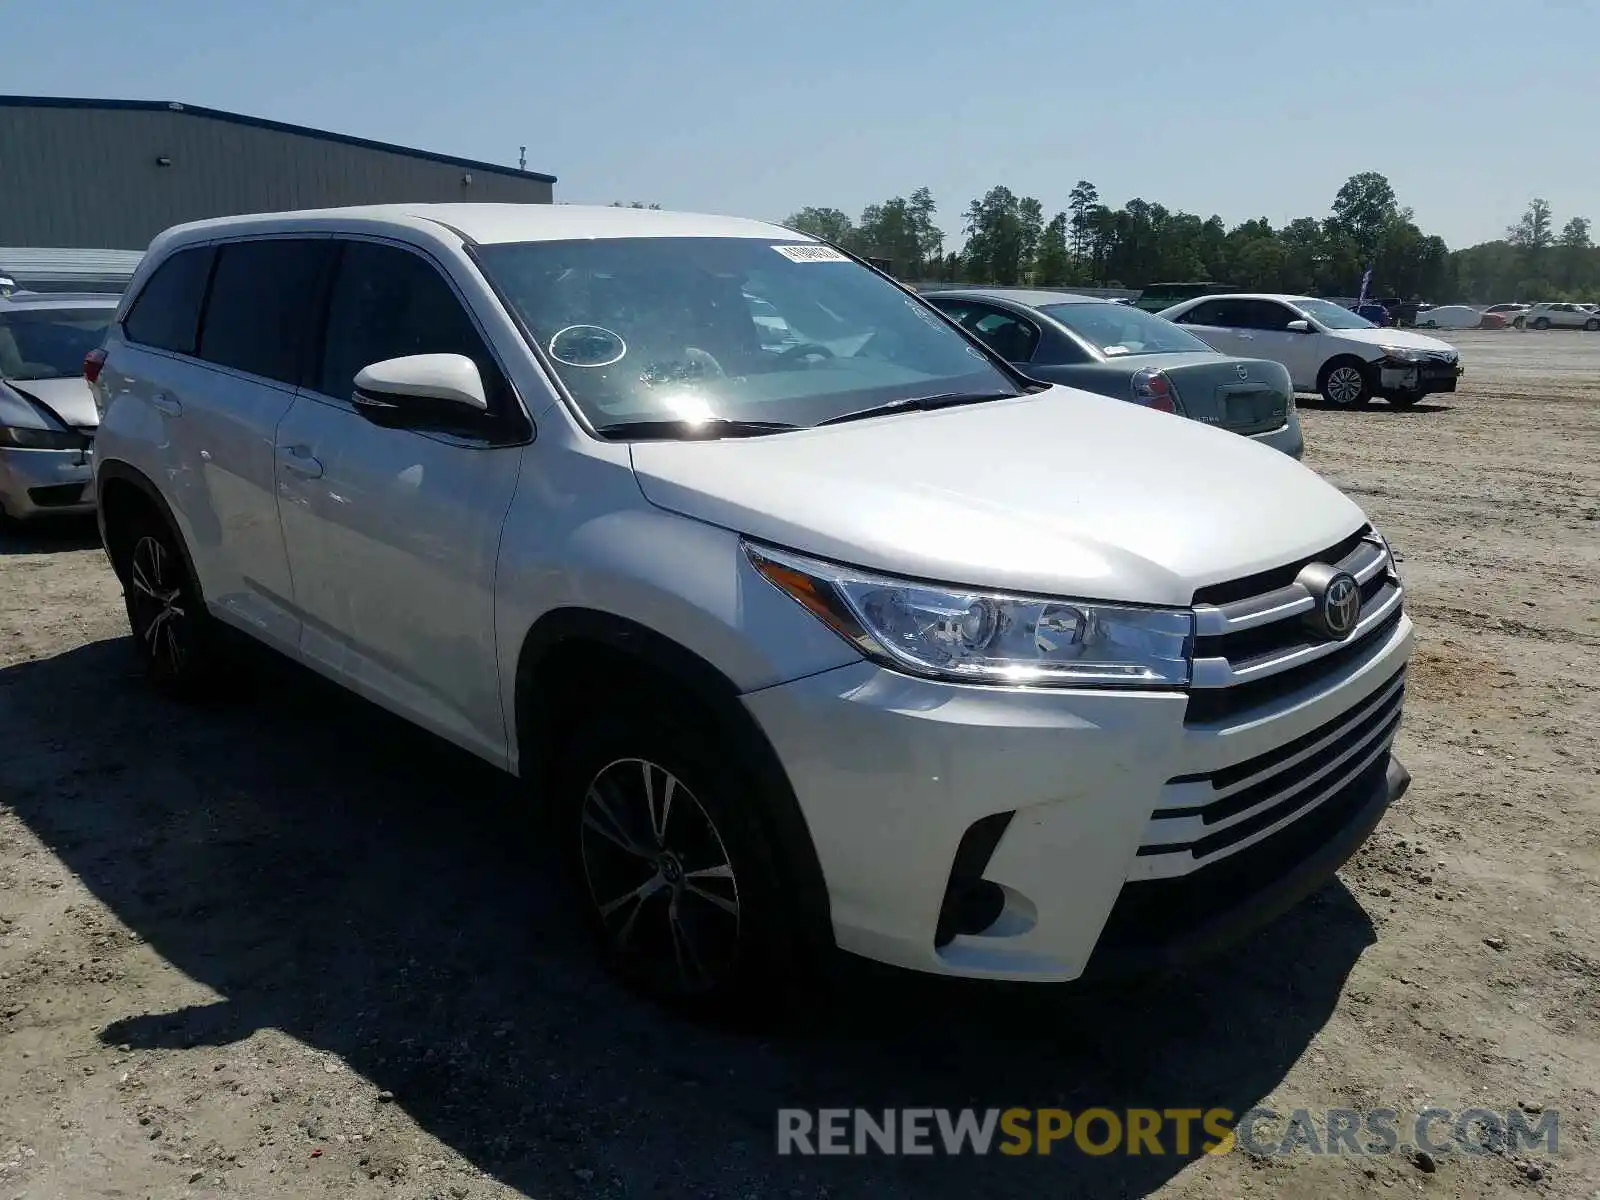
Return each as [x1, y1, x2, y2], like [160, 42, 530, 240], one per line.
[1219, 386, 1282, 431]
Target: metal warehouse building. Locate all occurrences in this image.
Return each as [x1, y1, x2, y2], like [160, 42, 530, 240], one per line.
[0, 96, 556, 251]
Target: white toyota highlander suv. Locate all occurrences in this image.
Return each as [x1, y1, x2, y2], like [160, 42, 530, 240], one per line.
[89, 204, 1414, 1015]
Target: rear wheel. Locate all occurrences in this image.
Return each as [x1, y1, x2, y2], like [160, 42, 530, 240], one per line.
[554, 705, 800, 1018]
[114, 509, 220, 698]
[1318, 358, 1372, 409]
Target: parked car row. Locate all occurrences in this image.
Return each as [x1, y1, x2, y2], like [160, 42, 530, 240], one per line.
[67, 202, 1415, 1016]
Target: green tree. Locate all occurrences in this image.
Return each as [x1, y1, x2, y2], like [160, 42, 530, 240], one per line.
[854, 187, 945, 278]
[1034, 214, 1071, 283]
[1557, 216, 1592, 290]
[1508, 198, 1555, 251]
[1067, 180, 1099, 262]
[783, 206, 855, 245]
[1330, 172, 1400, 262]
[960, 186, 1044, 284]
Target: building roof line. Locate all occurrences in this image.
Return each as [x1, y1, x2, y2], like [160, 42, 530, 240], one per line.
[0, 95, 556, 184]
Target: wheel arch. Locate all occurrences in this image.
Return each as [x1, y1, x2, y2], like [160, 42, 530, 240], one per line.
[512, 606, 835, 949]
[1317, 352, 1373, 388]
[95, 459, 201, 595]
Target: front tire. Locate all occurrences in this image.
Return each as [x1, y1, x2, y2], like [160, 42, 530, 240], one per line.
[1319, 358, 1372, 409]
[555, 706, 800, 1018]
[114, 510, 219, 699]
[1585, 318, 1599, 332]
[1533, 317, 1551, 330]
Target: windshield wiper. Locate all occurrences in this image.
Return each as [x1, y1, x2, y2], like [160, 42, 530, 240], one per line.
[594, 417, 802, 440]
[815, 390, 1019, 427]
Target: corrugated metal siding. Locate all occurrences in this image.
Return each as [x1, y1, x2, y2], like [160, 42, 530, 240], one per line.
[0, 106, 553, 249]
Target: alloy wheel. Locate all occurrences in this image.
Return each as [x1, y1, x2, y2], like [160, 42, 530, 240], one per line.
[579, 757, 742, 994]
[129, 535, 187, 676]
[1325, 366, 1366, 407]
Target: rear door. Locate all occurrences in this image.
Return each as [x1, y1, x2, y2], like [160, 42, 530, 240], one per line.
[1168, 298, 1245, 354]
[107, 238, 329, 653]
[185, 237, 332, 650]
[273, 237, 527, 764]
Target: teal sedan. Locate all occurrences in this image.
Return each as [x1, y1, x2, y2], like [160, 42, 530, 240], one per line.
[923, 287, 1303, 458]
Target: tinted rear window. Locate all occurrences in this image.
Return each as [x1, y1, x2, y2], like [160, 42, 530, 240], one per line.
[123, 246, 215, 354]
[198, 239, 331, 385]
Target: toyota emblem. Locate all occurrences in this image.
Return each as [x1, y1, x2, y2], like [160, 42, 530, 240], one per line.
[1296, 563, 1363, 641]
[1234, 364, 1249, 380]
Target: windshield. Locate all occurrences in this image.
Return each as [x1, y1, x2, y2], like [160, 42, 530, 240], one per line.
[0, 308, 113, 380]
[1294, 298, 1377, 330]
[474, 237, 1016, 433]
[1040, 302, 1214, 357]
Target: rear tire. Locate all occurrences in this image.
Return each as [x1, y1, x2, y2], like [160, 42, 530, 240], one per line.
[1318, 358, 1372, 409]
[553, 704, 802, 1020]
[112, 508, 221, 700]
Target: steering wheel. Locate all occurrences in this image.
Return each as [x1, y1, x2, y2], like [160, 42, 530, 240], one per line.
[777, 342, 835, 363]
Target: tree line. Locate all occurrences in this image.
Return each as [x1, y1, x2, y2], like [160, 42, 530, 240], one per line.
[780, 174, 1598, 304]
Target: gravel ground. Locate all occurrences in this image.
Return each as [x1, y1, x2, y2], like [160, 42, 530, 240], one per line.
[1, 329, 1597, 1199]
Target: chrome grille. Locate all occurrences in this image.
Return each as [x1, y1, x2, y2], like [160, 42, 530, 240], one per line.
[1186, 526, 1402, 724]
[1136, 668, 1405, 879]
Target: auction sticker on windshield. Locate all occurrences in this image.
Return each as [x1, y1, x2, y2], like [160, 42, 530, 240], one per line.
[772, 244, 850, 263]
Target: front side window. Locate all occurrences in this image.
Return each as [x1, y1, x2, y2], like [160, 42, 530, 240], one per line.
[316, 241, 508, 406]
[123, 246, 214, 355]
[198, 239, 332, 385]
[1233, 300, 1297, 332]
[1040, 303, 1213, 357]
[1293, 297, 1376, 330]
[474, 237, 1014, 433]
[0, 308, 115, 380]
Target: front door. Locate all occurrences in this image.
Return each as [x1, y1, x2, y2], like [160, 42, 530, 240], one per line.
[1227, 299, 1324, 392]
[274, 238, 528, 765]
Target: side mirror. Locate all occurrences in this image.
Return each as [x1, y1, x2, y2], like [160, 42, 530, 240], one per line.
[1285, 319, 1312, 333]
[352, 353, 488, 426]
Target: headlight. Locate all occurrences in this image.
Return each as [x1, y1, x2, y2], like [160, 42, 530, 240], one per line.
[746, 542, 1193, 688]
[0, 424, 86, 450]
[1379, 346, 1427, 363]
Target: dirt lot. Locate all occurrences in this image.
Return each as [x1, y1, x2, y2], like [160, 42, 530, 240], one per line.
[1, 329, 1597, 1200]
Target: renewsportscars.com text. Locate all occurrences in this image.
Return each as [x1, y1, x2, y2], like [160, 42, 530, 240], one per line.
[776, 1106, 1560, 1158]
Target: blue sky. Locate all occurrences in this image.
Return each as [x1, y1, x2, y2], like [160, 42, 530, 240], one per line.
[9, 0, 1596, 249]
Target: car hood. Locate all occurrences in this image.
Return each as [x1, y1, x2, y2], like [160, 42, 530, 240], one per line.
[1325, 326, 1457, 355]
[628, 385, 1367, 606]
[2, 376, 99, 428]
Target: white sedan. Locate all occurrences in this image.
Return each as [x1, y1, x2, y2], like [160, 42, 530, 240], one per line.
[1157, 292, 1461, 408]
[1416, 305, 1492, 330]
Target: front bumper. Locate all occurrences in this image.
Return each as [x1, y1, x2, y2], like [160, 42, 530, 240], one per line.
[744, 612, 1413, 982]
[0, 445, 96, 519]
[1375, 357, 1462, 399]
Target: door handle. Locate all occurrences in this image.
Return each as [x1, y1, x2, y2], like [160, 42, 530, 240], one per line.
[150, 391, 182, 416]
[1235, 332, 1255, 340]
[276, 445, 324, 479]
